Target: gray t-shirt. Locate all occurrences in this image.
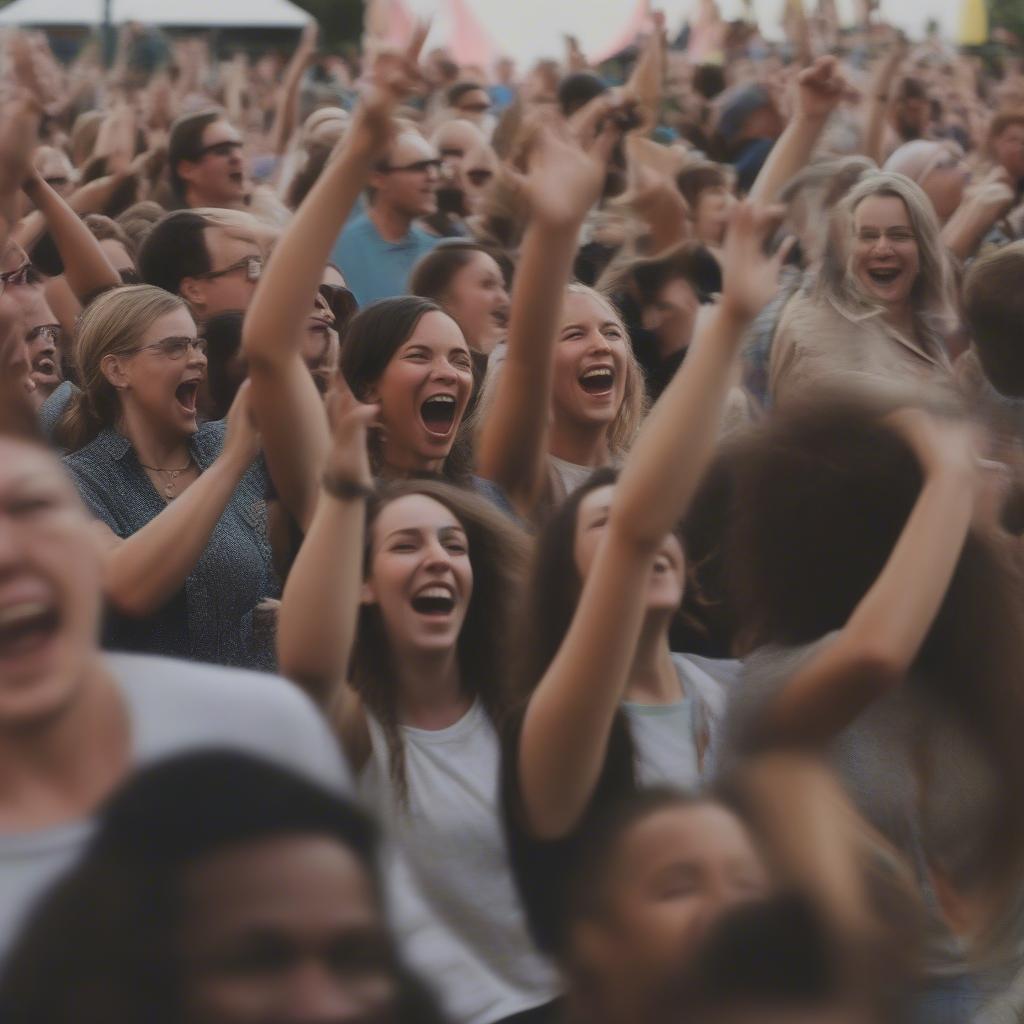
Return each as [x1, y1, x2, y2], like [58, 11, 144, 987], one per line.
[722, 637, 1001, 979]
[0, 652, 351, 964]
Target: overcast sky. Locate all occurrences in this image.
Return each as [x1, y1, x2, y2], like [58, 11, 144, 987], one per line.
[403, 0, 966, 65]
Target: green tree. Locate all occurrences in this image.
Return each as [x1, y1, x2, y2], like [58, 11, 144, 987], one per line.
[988, 0, 1024, 42]
[290, 0, 364, 48]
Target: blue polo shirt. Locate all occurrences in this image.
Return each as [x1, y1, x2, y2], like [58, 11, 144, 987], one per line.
[331, 212, 440, 306]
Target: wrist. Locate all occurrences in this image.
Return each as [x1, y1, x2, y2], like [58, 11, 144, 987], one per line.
[716, 296, 756, 332]
[322, 472, 374, 502]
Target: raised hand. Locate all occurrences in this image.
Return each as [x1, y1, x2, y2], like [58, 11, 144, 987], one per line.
[795, 55, 846, 121]
[324, 377, 378, 489]
[222, 380, 262, 467]
[508, 119, 620, 229]
[719, 201, 791, 323]
[352, 21, 429, 155]
[0, 91, 41, 199]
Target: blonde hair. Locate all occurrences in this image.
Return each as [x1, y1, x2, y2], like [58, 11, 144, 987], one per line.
[57, 286, 187, 452]
[817, 172, 952, 326]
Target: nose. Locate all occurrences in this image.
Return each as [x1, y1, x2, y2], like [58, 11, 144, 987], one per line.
[431, 359, 458, 385]
[281, 963, 372, 1024]
[871, 233, 894, 256]
[423, 534, 454, 571]
[187, 345, 208, 370]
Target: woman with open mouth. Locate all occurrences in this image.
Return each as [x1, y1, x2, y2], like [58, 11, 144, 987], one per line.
[277, 390, 561, 1024]
[475, 117, 646, 525]
[501, 201, 790, 964]
[768, 172, 954, 405]
[54, 285, 279, 669]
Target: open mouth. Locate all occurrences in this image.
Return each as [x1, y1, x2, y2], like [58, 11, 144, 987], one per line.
[0, 601, 60, 662]
[410, 584, 456, 617]
[228, 171, 244, 186]
[491, 307, 509, 329]
[579, 366, 615, 397]
[33, 356, 56, 376]
[420, 394, 458, 437]
[175, 380, 200, 414]
[867, 266, 901, 286]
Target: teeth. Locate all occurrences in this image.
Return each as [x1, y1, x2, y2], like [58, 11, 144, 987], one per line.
[0, 602, 50, 628]
[582, 368, 612, 380]
[425, 395, 455, 404]
[418, 586, 453, 599]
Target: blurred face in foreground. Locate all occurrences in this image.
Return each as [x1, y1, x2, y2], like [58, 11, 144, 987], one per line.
[181, 834, 399, 1023]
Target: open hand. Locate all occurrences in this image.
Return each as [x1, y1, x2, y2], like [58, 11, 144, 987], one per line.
[719, 201, 792, 323]
[325, 375, 378, 489]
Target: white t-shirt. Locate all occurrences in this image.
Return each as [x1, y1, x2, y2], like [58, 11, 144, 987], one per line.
[624, 653, 738, 787]
[0, 652, 351, 964]
[359, 701, 559, 1024]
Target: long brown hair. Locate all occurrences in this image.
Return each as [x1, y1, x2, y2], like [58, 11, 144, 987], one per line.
[725, 395, 1024, 917]
[351, 479, 529, 801]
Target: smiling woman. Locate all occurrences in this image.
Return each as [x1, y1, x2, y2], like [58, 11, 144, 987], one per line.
[54, 285, 279, 670]
[768, 172, 955, 405]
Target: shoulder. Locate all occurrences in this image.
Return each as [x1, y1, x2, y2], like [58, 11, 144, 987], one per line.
[340, 212, 375, 241]
[107, 653, 352, 792]
[410, 224, 442, 250]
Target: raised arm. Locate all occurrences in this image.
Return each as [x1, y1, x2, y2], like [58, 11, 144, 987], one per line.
[475, 120, 620, 518]
[748, 56, 845, 204]
[0, 94, 39, 246]
[268, 23, 319, 156]
[241, 24, 426, 532]
[517, 203, 792, 839]
[92, 385, 261, 618]
[19, 170, 120, 301]
[278, 383, 377, 706]
[756, 410, 979, 747]
[863, 43, 905, 166]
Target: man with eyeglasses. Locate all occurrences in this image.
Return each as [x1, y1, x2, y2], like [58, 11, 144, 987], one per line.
[9, 284, 63, 406]
[138, 210, 268, 324]
[330, 131, 441, 305]
[168, 109, 249, 212]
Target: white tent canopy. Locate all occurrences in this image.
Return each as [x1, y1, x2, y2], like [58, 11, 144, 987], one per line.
[0, 0, 310, 28]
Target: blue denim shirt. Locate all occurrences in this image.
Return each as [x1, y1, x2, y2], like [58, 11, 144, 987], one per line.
[63, 422, 279, 670]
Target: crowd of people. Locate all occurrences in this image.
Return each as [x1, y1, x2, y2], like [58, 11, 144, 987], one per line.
[2, 6, 1024, 1022]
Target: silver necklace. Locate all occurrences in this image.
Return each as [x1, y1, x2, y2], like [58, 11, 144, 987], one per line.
[138, 457, 194, 500]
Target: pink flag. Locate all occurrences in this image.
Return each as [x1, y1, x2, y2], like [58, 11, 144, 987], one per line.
[445, 0, 498, 69]
[589, 0, 654, 64]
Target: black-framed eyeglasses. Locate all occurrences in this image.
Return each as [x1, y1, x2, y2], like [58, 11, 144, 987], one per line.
[318, 283, 358, 331]
[195, 255, 263, 283]
[132, 336, 209, 360]
[380, 158, 442, 175]
[197, 140, 244, 159]
[26, 324, 62, 347]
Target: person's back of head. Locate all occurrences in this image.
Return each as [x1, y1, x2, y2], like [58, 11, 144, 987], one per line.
[964, 241, 1024, 398]
[137, 210, 211, 297]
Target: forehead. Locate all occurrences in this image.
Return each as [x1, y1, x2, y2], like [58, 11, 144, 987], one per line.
[205, 226, 260, 264]
[185, 835, 378, 931]
[853, 194, 911, 228]
[402, 309, 468, 350]
[389, 132, 438, 163]
[578, 483, 616, 519]
[200, 119, 242, 147]
[0, 438, 76, 498]
[374, 493, 464, 538]
[615, 804, 761, 877]
[98, 238, 134, 272]
[561, 289, 620, 325]
[434, 120, 482, 149]
[139, 306, 197, 345]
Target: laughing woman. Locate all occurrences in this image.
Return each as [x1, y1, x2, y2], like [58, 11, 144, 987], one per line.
[475, 120, 645, 523]
[769, 172, 954, 404]
[56, 285, 278, 669]
[277, 389, 560, 1024]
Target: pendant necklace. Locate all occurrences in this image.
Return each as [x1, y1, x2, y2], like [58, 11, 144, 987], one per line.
[139, 457, 194, 501]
